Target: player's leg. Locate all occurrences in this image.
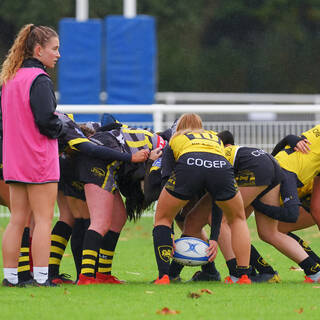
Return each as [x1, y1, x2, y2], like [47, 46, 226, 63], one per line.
[153, 188, 188, 284]
[255, 186, 320, 282]
[78, 184, 114, 285]
[27, 182, 58, 286]
[2, 183, 30, 286]
[96, 191, 127, 284]
[216, 191, 252, 284]
[49, 191, 74, 284]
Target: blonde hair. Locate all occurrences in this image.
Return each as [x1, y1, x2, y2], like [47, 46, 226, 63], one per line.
[0, 24, 58, 85]
[170, 113, 204, 141]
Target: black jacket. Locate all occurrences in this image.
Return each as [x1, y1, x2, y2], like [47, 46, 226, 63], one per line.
[0, 58, 65, 139]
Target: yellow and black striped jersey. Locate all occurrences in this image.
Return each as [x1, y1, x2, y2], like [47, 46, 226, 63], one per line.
[275, 124, 320, 186]
[57, 113, 91, 152]
[169, 130, 224, 160]
[223, 145, 241, 165]
[108, 126, 165, 153]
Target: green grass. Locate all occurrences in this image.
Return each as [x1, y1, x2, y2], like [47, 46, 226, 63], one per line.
[1, 214, 320, 320]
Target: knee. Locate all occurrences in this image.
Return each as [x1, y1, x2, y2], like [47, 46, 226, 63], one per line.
[257, 229, 274, 244]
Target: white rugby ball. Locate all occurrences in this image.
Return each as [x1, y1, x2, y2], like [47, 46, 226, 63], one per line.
[173, 237, 209, 266]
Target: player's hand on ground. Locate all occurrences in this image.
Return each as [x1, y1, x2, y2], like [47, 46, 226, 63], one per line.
[131, 149, 150, 162]
[294, 139, 311, 153]
[149, 147, 162, 161]
[207, 240, 218, 262]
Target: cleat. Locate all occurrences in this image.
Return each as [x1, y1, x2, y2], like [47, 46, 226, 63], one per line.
[2, 279, 19, 287]
[304, 271, 320, 283]
[154, 274, 170, 285]
[51, 273, 74, 285]
[225, 274, 251, 284]
[169, 275, 182, 283]
[251, 272, 281, 283]
[33, 279, 59, 287]
[188, 270, 221, 282]
[77, 274, 98, 286]
[95, 272, 124, 284]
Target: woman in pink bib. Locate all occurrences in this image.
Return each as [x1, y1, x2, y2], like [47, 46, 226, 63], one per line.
[0, 24, 65, 286]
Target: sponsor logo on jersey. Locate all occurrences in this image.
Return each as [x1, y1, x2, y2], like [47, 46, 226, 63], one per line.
[186, 158, 227, 168]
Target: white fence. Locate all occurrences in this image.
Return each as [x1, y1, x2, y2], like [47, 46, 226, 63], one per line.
[57, 103, 320, 153]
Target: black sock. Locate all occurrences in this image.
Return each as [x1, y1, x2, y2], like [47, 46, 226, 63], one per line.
[299, 257, 320, 276]
[18, 227, 32, 282]
[80, 229, 102, 277]
[250, 245, 275, 274]
[169, 260, 184, 278]
[153, 225, 173, 278]
[202, 261, 219, 274]
[71, 219, 87, 279]
[226, 258, 237, 276]
[236, 265, 252, 278]
[288, 232, 320, 264]
[49, 221, 72, 277]
[98, 230, 120, 275]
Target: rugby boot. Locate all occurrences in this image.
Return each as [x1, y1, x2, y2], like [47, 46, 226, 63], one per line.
[77, 274, 98, 285]
[304, 270, 320, 283]
[154, 274, 170, 285]
[188, 270, 221, 282]
[251, 271, 281, 283]
[95, 272, 124, 284]
[224, 274, 251, 284]
[51, 273, 74, 285]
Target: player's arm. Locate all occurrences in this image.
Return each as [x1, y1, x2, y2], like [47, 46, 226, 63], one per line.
[207, 203, 222, 261]
[160, 145, 176, 188]
[143, 148, 163, 203]
[251, 171, 301, 223]
[271, 134, 309, 156]
[30, 75, 65, 138]
[74, 141, 148, 163]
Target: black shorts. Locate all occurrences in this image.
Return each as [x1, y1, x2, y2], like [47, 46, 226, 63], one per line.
[234, 148, 282, 189]
[165, 152, 238, 201]
[76, 153, 121, 194]
[59, 155, 86, 201]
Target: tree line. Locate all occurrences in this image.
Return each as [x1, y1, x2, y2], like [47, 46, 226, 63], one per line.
[1, 0, 320, 93]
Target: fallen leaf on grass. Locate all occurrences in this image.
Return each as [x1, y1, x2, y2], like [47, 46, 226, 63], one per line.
[64, 289, 70, 295]
[200, 289, 213, 294]
[145, 291, 154, 294]
[30, 294, 35, 298]
[156, 307, 180, 315]
[188, 292, 201, 299]
[289, 266, 303, 271]
[294, 308, 304, 314]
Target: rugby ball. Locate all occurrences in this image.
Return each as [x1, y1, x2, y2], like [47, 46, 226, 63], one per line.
[173, 237, 209, 266]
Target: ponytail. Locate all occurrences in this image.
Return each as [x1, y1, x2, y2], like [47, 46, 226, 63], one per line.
[0, 24, 58, 85]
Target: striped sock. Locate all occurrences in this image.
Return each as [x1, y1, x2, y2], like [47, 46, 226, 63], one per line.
[48, 221, 72, 278]
[98, 230, 120, 275]
[80, 230, 102, 277]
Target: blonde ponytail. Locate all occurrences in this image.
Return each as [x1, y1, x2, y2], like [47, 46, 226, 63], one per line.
[0, 24, 58, 85]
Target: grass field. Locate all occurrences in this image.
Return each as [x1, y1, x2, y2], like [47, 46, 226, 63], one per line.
[1, 214, 320, 320]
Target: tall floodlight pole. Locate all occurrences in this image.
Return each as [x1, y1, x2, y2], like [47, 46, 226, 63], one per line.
[76, 0, 89, 21]
[124, 0, 136, 18]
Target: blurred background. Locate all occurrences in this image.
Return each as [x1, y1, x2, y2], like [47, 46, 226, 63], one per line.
[1, 0, 320, 93]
